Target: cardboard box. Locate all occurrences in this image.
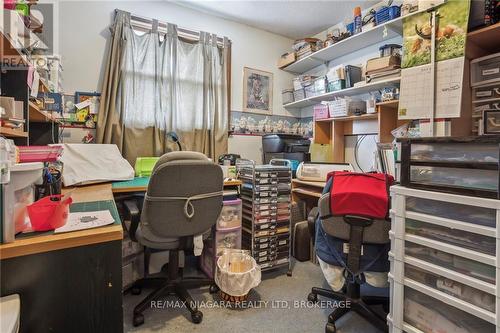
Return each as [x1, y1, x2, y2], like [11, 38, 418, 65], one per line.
[278, 52, 296, 69]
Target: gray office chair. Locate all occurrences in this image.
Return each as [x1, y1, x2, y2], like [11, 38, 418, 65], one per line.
[123, 151, 223, 327]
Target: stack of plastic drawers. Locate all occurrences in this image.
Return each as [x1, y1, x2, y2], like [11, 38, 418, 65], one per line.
[200, 199, 242, 278]
[388, 186, 500, 333]
[237, 160, 292, 274]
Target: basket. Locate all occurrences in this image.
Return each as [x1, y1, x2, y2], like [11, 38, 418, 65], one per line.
[18, 145, 63, 163]
[375, 6, 401, 25]
[214, 249, 261, 300]
[27, 194, 72, 231]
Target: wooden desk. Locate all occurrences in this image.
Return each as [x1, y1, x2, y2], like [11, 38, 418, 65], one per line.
[291, 179, 326, 203]
[0, 183, 123, 333]
[112, 176, 241, 193]
[0, 184, 123, 260]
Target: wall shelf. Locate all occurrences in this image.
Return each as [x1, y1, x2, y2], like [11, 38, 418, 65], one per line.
[467, 23, 500, 58]
[281, 5, 443, 75]
[0, 127, 28, 138]
[316, 113, 379, 123]
[29, 101, 60, 124]
[283, 77, 400, 109]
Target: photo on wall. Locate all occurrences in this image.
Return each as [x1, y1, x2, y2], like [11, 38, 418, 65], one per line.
[243, 67, 273, 114]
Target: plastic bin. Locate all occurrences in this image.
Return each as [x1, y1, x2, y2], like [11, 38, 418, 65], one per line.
[328, 99, 366, 117]
[215, 227, 242, 256]
[410, 143, 499, 163]
[403, 287, 495, 333]
[282, 89, 294, 105]
[405, 218, 495, 255]
[375, 6, 401, 25]
[475, 84, 500, 100]
[27, 194, 72, 231]
[293, 88, 305, 101]
[217, 199, 242, 230]
[471, 52, 500, 87]
[405, 263, 495, 312]
[313, 104, 329, 120]
[135, 157, 160, 177]
[18, 146, 63, 163]
[406, 196, 496, 228]
[2, 162, 44, 240]
[405, 241, 495, 284]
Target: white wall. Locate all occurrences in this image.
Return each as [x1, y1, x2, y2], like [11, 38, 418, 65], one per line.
[58, 0, 298, 118]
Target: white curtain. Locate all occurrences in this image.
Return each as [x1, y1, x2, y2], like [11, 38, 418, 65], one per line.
[98, 11, 229, 164]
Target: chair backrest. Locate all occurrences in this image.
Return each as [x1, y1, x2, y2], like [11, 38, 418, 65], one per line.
[140, 151, 223, 238]
[318, 193, 390, 245]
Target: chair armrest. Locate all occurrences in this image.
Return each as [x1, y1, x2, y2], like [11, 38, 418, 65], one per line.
[123, 199, 140, 242]
[307, 207, 319, 243]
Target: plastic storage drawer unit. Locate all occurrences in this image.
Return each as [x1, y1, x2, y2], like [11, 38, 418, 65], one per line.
[217, 199, 242, 230]
[471, 52, 500, 87]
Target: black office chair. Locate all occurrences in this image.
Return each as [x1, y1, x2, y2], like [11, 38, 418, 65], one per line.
[123, 151, 223, 326]
[308, 176, 391, 333]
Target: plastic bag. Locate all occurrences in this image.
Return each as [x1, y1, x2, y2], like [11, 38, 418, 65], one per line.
[215, 249, 261, 297]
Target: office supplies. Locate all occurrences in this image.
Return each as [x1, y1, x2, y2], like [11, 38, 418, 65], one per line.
[18, 145, 63, 163]
[134, 157, 160, 177]
[27, 193, 72, 232]
[296, 162, 353, 182]
[55, 209, 114, 233]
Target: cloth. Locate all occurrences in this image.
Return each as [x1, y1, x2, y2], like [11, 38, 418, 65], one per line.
[59, 144, 134, 186]
[328, 171, 394, 219]
[97, 10, 229, 165]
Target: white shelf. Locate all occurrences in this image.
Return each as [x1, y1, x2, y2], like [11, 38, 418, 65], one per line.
[281, 6, 442, 75]
[283, 77, 400, 109]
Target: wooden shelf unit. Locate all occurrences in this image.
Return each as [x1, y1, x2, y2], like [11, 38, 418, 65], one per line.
[0, 127, 28, 138]
[466, 23, 500, 59]
[314, 101, 407, 162]
[29, 101, 60, 124]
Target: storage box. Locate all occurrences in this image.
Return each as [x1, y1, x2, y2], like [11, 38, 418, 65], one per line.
[293, 88, 305, 101]
[214, 227, 242, 256]
[313, 104, 329, 120]
[277, 52, 296, 69]
[304, 83, 315, 98]
[281, 89, 294, 105]
[474, 84, 500, 100]
[328, 99, 366, 118]
[217, 199, 242, 230]
[327, 79, 346, 92]
[471, 52, 500, 87]
[0, 97, 15, 119]
[399, 137, 500, 198]
[134, 157, 160, 177]
[483, 110, 500, 135]
[312, 76, 327, 95]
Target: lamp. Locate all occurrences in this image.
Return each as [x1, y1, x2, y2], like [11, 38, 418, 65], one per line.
[166, 132, 182, 151]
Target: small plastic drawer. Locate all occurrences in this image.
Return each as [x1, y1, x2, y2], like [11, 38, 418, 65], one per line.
[409, 143, 499, 163]
[471, 52, 500, 86]
[217, 199, 242, 230]
[215, 228, 241, 257]
[406, 196, 496, 228]
[403, 287, 495, 333]
[475, 85, 500, 100]
[409, 165, 498, 193]
[404, 241, 495, 284]
[405, 263, 495, 312]
[405, 218, 496, 255]
[122, 238, 143, 258]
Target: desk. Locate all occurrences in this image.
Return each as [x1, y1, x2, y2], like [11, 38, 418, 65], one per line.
[291, 179, 326, 204]
[0, 183, 123, 333]
[111, 176, 242, 193]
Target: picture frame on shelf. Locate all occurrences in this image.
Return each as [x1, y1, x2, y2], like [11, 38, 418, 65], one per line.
[243, 67, 273, 114]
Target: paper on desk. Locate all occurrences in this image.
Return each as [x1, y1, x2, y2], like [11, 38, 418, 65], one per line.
[30, 71, 40, 98]
[54, 210, 115, 233]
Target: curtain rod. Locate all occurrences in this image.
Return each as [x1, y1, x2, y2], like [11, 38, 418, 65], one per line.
[115, 9, 231, 47]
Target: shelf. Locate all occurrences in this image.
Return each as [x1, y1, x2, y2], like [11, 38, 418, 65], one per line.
[292, 179, 326, 189]
[472, 97, 500, 104]
[281, 6, 443, 74]
[0, 127, 28, 138]
[376, 100, 399, 107]
[467, 23, 500, 57]
[316, 113, 379, 122]
[291, 188, 322, 198]
[283, 77, 400, 109]
[29, 101, 61, 124]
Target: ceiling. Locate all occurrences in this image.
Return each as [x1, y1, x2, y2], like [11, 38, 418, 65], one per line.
[174, 0, 378, 40]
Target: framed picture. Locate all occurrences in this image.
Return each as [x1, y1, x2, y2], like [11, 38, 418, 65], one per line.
[243, 67, 273, 114]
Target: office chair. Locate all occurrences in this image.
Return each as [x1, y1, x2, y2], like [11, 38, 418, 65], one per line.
[123, 151, 223, 327]
[308, 173, 391, 333]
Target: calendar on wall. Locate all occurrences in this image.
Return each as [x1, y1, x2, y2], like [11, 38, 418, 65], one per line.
[398, 0, 470, 120]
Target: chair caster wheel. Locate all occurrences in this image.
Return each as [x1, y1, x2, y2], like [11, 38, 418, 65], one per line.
[133, 313, 144, 327]
[131, 287, 142, 295]
[209, 284, 219, 294]
[325, 322, 336, 333]
[191, 310, 203, 324]
[307, 292, 318, 303]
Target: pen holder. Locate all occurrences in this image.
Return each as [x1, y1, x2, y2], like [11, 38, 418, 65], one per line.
[27, 194, 72, 231]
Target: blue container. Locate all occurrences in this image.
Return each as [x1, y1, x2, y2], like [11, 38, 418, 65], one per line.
[375, 5, 401, 25]
[346, 22, 354, 35]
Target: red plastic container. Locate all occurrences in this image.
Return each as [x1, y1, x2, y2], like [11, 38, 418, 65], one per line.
[18, 145, 64, 163]
[27, 195, 72, 231]
[313, 104, 329, 120]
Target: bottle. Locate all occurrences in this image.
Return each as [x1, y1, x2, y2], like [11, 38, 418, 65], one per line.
[353, 6, 362, 34]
